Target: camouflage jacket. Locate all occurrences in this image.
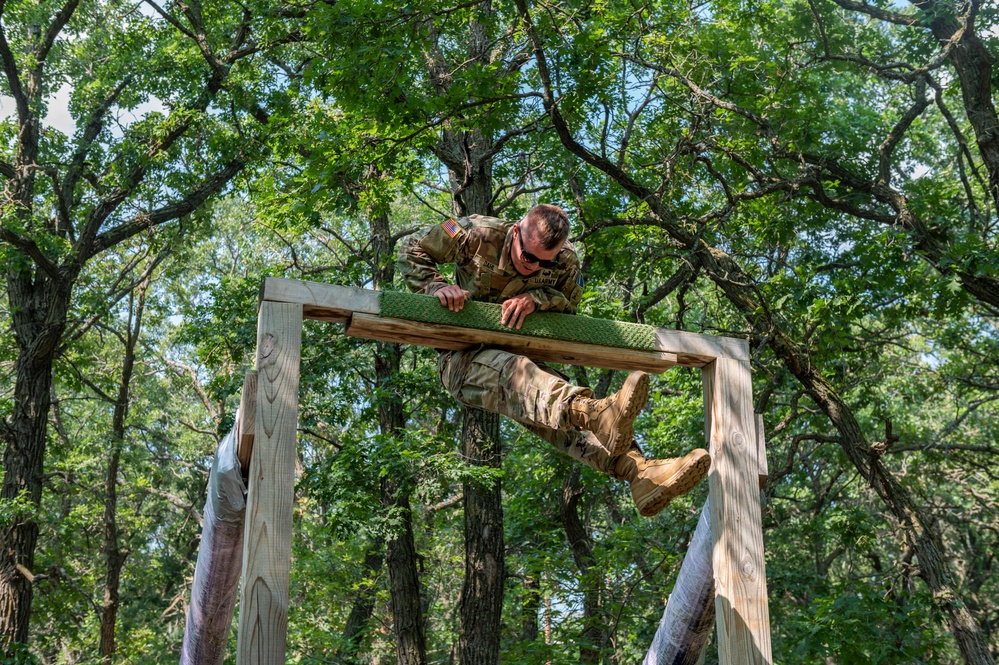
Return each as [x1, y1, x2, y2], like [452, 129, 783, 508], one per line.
[398, 215, 584, 313]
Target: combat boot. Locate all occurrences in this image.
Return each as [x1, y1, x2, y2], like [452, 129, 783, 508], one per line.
[614, 448, 711, 517]
[567, 371, 650, 456]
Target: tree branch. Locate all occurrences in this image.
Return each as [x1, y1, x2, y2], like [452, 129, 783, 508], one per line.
[85, 158, 244, 260]
[828, 0, 920, 27]
[165, 359, 218, 423]
[877, 77, 931, 185]
[0, 14, 29, 121]
[617, 52, 774, 136]
[62, 77, 134, 233]
[58, 248, 170, 355]
[37, 0, 82, 65]
[0, 227, 61, 280]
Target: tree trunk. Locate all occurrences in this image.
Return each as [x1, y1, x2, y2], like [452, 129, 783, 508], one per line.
[371, 202, 429, 665]
[431, 31, 508, 658]
[422, 4, 513, 661]
[458, 407, 504, 665]
[0, 357, 53, 650]
[100, 439, 125, 664]
[520, 575, 540, 643]
[335, 540, 384, 664]
[916, 0, 999, 212]
[99, 282, 147, 663]
[376, 343, 428, 665]
[381, 478, 428, 665]
[1, 275, 69, 649]
[558, 467, 604, 665]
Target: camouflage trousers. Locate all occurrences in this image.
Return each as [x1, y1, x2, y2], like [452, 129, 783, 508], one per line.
[437, 347, 620, 475]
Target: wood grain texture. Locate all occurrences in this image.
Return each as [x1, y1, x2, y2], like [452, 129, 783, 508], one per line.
[259, 277, 378, 323]
[236, 371, 257, 475]
[346, 313, 678, 373]
[237, 303, 302, 665]
[655, 329, 749, 366]
[703, 359, 772, 665]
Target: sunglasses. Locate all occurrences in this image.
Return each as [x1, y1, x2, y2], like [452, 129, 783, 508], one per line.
[515, 225, 559, 269]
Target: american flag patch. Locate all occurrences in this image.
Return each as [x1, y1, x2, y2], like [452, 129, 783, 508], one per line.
[441, 218, 462, 238]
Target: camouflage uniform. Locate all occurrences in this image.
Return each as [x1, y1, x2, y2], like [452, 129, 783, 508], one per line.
[398, 215, 619, 475]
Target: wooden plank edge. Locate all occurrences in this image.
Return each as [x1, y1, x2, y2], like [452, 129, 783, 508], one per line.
[655, 328, 750, 364]
[236, 371, 257, 475]
[755, 412, 769, 490]
[259, 277, 380, 320]
[346, 313, 678, 373]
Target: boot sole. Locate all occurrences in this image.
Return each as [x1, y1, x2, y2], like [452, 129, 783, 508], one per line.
[634, 449, 711, 517]
[606, 372, 650, 456]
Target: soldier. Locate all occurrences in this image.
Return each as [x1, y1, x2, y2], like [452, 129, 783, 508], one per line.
[398, 204, 709, 516]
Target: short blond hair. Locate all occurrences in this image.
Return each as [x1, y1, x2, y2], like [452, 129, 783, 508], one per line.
[525, 204, 570, 250]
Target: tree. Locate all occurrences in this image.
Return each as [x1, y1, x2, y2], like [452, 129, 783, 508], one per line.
[0, 0, 301, 648]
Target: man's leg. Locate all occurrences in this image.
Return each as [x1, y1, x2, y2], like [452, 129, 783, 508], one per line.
[439, 348, 589, 429]
[438, 348, 647, 455]
[519, 423, 617, 475]
[521, 422, 710, 518]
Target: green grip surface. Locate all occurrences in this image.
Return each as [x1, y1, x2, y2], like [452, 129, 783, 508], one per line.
[378, 291, 659, 352]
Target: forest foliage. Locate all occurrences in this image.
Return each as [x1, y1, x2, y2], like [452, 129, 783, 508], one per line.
[1, 0, 997, 663]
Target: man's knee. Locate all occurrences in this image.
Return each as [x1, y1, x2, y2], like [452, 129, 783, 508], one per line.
[439, 347, 518, 405]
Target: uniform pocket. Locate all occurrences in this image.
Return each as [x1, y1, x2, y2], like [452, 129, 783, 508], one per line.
[452, 348, 512, 411]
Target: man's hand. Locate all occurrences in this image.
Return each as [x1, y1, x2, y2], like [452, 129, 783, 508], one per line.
[501, 293, 536, 329]
[435, 284, 471, 312]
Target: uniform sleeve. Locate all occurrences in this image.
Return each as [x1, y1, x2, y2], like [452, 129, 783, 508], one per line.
[526, 254, 584, 314]
[397, 221, 468, 296]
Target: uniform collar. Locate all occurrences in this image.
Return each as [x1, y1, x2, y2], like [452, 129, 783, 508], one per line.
[499, 223, 516, 271]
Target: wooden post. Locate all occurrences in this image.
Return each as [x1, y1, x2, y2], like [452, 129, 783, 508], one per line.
[237, 302, 302, 665]
[703, 357, 772, 664]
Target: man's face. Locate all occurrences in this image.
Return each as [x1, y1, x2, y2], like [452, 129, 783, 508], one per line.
[511, 220, 562, 276]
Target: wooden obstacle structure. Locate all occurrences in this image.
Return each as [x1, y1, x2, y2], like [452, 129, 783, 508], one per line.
[183, 276, 772, 664]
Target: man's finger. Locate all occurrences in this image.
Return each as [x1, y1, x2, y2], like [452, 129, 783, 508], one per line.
[515, 305, 528, 329]
[509, 301, 520, 327]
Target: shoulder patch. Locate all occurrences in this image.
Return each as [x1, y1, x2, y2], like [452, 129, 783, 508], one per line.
[442, 218, 463, 238]
[576, 273, 584, 288]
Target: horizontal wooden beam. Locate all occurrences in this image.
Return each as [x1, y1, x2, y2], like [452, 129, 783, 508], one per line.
[655, 329, 749, 366]
[260, 278, 379, 324]
[346, 313, 678, 373]
[259, 278, 748, 366]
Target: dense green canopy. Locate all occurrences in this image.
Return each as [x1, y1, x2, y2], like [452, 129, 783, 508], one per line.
[1, 0, 996, 662]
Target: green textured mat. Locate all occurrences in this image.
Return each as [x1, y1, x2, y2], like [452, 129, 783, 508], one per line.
[379, 291, 659, 352]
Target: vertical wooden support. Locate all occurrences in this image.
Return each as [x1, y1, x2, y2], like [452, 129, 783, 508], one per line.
[237, 302, 302, 665]
[703, 358, 772, 664]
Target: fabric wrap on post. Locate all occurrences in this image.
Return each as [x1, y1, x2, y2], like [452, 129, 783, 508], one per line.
[644, 500, 715, 665]
[180, 420, 248, 665]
